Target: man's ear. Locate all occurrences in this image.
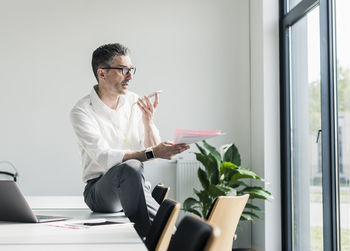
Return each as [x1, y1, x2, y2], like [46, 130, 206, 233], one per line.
[97, 69, 105, 80]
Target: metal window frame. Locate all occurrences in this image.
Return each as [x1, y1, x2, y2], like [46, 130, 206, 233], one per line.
[319, 0, 339, 249]
[279, 0, 339, 250]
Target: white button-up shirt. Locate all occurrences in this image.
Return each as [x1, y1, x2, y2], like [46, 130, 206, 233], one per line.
[70, 86, 160, 183]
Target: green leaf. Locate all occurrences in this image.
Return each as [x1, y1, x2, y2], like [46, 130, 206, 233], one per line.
[240, 212, 254, 221]
[194, 189, 214, 217]
[207, 153, 219, 185]
[220, 162, 238, 175]
[208, 184, 228, 198]
[195, 153, 211, 175]
[245, 203, 261, 211]
[223, 144, 241, 166]
[203, 140, 221, 165]
[202, 197, 215, 219]
[229, 168, 262, 183]
[228, 180, 249, 188]
[195, 149, 219, 185]
[198, 168, 209, 189]
[238, 187, 273, 200]
[195, 143, 207, 155]
[220, 162, 239, 181]
[215, 184, 232, 193]
[195, 152, 218, 183]
[240, 186, 272, 196]
[243, 210, 261, 219]
[195, 189, 211, 208]
[183, 197, 201, 211]
[186, 208, 202, 217]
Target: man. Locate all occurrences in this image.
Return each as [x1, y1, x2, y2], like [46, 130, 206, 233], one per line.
[70, 43, 189, 238]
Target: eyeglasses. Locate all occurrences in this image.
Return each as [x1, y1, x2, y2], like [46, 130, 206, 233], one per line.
[101, 66, 136, 75]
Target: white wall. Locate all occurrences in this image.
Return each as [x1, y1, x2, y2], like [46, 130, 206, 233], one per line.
[0, 0, 251, 199]
[0, 0, 282, 249]
[250, 0, 281, 250]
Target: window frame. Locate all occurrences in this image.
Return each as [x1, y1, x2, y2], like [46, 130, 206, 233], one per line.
[279, 0, 340, 250]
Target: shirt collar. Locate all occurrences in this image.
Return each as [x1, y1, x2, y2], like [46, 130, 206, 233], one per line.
[90, 85, 126, 113]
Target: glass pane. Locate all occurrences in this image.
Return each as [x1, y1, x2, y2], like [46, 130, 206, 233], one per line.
[336, 0, 350, 249]
[290, 7, 323, 251]
[289, 0, 302, 11]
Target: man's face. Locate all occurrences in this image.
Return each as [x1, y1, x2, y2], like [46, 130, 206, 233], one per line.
[99, 55, 133, 95]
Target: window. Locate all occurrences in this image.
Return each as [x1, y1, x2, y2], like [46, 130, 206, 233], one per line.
[280, 0, 341, 250]
[336, 0, 350, 249]
[289, 7, 323, 250]
[289, 0, 303, 10]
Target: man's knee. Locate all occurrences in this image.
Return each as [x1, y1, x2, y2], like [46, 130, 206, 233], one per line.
[119, 159, 144, 180]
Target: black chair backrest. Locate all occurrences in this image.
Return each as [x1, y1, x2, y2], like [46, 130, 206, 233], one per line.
[167, 216, 213, 251]
[152, 184, 169, 205]
[145, 199, 176, 251]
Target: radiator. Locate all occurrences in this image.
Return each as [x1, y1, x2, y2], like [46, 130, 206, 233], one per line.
[176, 159, 202, 205]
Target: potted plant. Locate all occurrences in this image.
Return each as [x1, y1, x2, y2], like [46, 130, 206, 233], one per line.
[183, 140, 272, 222]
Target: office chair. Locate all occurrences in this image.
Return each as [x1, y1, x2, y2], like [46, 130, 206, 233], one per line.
[0, 161, 18, 182]
[152, 184, 170, 205]
[144, 199, 180, 251]
[206, 195, 250, 251]
[167, 215, 220, 251]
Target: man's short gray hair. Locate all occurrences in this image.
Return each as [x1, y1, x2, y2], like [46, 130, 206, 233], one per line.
[91, 43, 130, 81]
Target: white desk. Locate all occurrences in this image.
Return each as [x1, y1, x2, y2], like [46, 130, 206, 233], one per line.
[0, 197, 147, 251]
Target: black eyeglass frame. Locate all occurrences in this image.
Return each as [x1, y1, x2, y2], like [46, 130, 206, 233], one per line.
[101, 67, 136, 75]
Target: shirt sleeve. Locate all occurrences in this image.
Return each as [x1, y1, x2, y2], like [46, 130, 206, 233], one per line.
[70, 107, 126, 171]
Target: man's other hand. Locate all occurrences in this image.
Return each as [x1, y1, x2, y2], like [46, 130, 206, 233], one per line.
[152, 141, 190, 160]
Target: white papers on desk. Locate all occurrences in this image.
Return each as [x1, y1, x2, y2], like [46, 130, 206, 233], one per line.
[48, 218, 133, 230]
[174, 129, 224, 144]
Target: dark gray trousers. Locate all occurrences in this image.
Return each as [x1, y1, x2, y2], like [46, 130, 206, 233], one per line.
[83, 159, 160, 238]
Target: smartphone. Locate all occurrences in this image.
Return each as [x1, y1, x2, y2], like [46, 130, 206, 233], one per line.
[146, 90, 162, 98]
[83, 221, 127, 226]
[134, 90, 162, 105]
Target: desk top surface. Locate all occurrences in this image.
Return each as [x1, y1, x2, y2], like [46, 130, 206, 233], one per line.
[0, 207, 146, 251]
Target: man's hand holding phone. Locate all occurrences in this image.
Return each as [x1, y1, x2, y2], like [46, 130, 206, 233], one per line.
[136, 91, 162, 126]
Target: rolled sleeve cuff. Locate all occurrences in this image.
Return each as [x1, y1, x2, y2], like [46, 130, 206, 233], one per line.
[107, 149, 126, 169]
